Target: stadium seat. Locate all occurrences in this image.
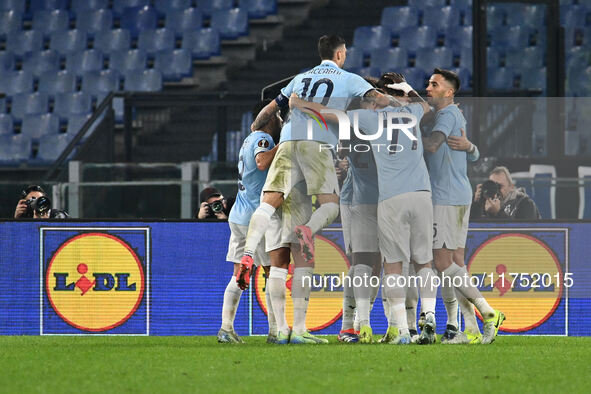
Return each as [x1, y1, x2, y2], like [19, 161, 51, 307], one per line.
[114, 0, 152, 15]
[120, 6, 158, 38]
[353, 26, 392, 54]
[165, 8, 203, 35]
[0, 71, 34, 95]
[10, 92, 49, 120]
[0, 11, 22, 37]
[0, 114, 14, 135]
[487, 5, 506, 29]
[567, 66, 591, 96]
[578, 166, 591, 219]
[32, 10, 70, 38]
[6, 30, 43, 57]
[66, 113, 91, 135]
[82, 69, 121, 100]
[380, 6, 419, 33]
[242, 0, 277, 19]
[94, 29, 131, 53]
[343, 46, 364, 70]
[0, 96, 5, 113]
[76, 9, 113, 35]
[154, 49, 192, 81]
[347, 66, 380, 79]
[53, 92, 92, 118]
[198, 0, 234, 18]
[38, 70, 77, 97]
[506, 47, 545, 69]
[450, 0, 472, 9]
[423, 6, 461, 32]
[50, 29, 88, 55]
[71, 0, 108, 14]
[22, 50, 60, 77]
[530, 164, 556, 219]
[211, 8, 249, 39]
[182, 28, 221, 59]
[415, 47, 454, 74]
[488, 67, 515, 90]
[408, 0, 445, 7]
[0, 0, 25, 13]
[36, 133, 74, 163]
[451, 67, 471, 91]
[109, 49, 147, 73]
[21, 113, 60, 141]
[0, 134, 32, 164]
[0, 51, 15, 73]
[370, 47, 408, 73]
[490, 26, 529, 50]
[507, 5, 546, 28]
[30, 0, 69, 11]
[402, 67, 427, 90]
[124, 69, 163, 91]
[154, 0, 192, 16]
[520, 67, 547, 91]
[446, 26, 472, 49]
[561, 5, 587, 27]
[138, 29, 176, 55]
[66, 49, 105, 76]
[399, 26, 437, 50]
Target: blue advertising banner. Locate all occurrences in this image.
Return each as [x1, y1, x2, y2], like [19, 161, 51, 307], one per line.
[0, 221, 589, 336]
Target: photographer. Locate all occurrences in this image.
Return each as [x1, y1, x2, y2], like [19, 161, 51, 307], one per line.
[14, 185, 69, 219]
[197, 187, 233, 220]
[471, 166, 541, 219]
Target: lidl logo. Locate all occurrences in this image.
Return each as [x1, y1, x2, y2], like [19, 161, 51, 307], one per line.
[254, 235, 349, 331]
[467, 233, 563, 332]
[43, 230, 149, 334]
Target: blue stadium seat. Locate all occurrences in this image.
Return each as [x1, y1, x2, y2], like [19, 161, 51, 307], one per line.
[0, 71, 34, 95]
[124, 69, 163, 91]
[408, 0, 445, 7]
[520, 67, 546, 91]
[71, 0, 108, 14]
[561, 5, 587, 27]
[21, 114, 60, 141]
[462, 8, 472, 26]
[380, 7, 419, 33]
[401, 68, 427, 90]
[506, 47, 545, 69]
[451, 67, 471, 91]
[30, 0, 69, 11]
[11, 93, 50, 120]
[347, 66, 380, 79]
[449, 0, 472, 8]
[489, 26, 529, 49]
[6, 30, 43, 56]
[353, 26, 392, 54]
[487, 5, 506, 29]
[242, 0, 277, 18]
[120, 6, 158, 38]
[0, 96, 5, 113]
[211, 8, 249, 39]
[182, 28, 221, 59]
[0, 0, 25, 13]
[32, 10, 70, 37]
[22, 50, 60, 77]
[66, 113, 91, 135]
[0, 134, 32, 164]
[567, 66, 591, 96]
[532, 173, 554, 219]
[370, 47, 408, 72]
[36, 133, 73, 164]
[38, 70, 77, 97]
[0, 114, 14, 135]
[507, 5, 545, 28]
[109, 49, 147, 73]
[446, 26, 472, 49]
[423, 6, 461, 32]
[82, 69, 121, 100]
[50, 29, 88, 55]
[76, 9, 113, 35]
[94, 29, 131, 52]
[0, 11, 22, 37]
[154, 0, 192, 16]
[154, 49, 192, 81]
[54, 92, 93, 118]
[415, 47, 454, 73]
[343, 46, 364, 70]
[488, 67, 515, 90]
[198, 0, 233, 18]
[0, 51, 15, 73]
[138, 29, 176, 55]
[114, 0, 152, 15]
[165, 8, 203, 35]
[399, 26, 437, 50]
[459, 47, 473, 69]
[66, 49, 104, 76]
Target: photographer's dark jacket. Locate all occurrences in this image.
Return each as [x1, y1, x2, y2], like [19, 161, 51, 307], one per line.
[471, 187, 542, 219]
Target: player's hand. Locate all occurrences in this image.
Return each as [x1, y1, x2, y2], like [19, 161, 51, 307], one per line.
[386, 81, 414, 94]
[383, 72, 406, 84]
[474, 184, 482, 203]
[447, 128, 472, 151]
[289, 93, 304, 110]
[14, 199, 27, 218]
[485, 197, 501, 215]
[197, 202, 210, 219]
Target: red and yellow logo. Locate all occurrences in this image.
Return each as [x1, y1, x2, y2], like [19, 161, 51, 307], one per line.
[254, 235, 350, 331]
[467, 233, 563, 332]
[45, 233, 145, 332]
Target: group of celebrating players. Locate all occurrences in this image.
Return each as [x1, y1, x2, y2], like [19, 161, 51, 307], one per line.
[217, 34, 505, 345]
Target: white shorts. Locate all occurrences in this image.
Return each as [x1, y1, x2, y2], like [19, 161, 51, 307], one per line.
[265, 182, 312, 252]
[263, 140, 339, 197]
[377, 191, 433, 264]
[432, 205, 470, 250]
[340, 203, 352, 255]
[226, 222, 270, 266]
[350, 204, 379, 253]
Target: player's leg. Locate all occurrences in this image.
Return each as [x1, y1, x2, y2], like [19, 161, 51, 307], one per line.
[453, 247, 482, 343]
[267, 247, 291, 344]
[338, 203, 358, 342]
[405, 263, 420, 342]
[382, 261, 411, 345]
[259, 250, 277, 343]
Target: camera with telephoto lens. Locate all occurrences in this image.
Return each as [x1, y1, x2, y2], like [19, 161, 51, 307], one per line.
[207, 199, 224, 214]
[24, 196, 51, 217]
[480, 180, 501, 202]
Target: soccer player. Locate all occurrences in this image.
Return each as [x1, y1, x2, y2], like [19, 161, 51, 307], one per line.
[236, 35, 387, 344]
[422, 68, 505, 344]
[217, 100, 281, 344]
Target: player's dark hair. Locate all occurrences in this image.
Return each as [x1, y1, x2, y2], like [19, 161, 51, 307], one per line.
[433, 68, 460, 93]
[252, 99, 272, 119]
[21, 185, 45, 199]
[317, 35, 346, 60]
[377, 73, 405, 97]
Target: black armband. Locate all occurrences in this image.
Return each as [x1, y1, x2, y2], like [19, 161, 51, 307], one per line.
[275, 93, 289, 109]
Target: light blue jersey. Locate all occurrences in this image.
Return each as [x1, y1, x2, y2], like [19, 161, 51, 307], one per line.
[340, 163, 353, 205]
[424, 104, 472, 205]
[279, 60, 373, 146]
[348, 103, 431, 202]
[348, 145, 379, 205]
[228, 131, 275, 226]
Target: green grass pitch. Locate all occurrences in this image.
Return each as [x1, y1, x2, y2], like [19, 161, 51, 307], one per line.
[1, 336, 589, 393]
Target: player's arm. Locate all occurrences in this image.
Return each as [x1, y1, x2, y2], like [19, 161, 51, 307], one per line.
[447, 128, 480, 161]
[363, 89, 390, 108]
[255, 144, 278, 171]
[422, 131, 447, 153]
[288, 93, 341, 123]
[251, 100, 280, 132]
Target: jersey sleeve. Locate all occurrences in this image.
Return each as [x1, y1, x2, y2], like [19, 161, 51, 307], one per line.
[347, 73, 374, 97]
[432, 110, 455, 138]
[279, 78, 296, 103]
[253, 134, 275, 157]
[407, 103, 425, 121]
[347, 109, 376, 135]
